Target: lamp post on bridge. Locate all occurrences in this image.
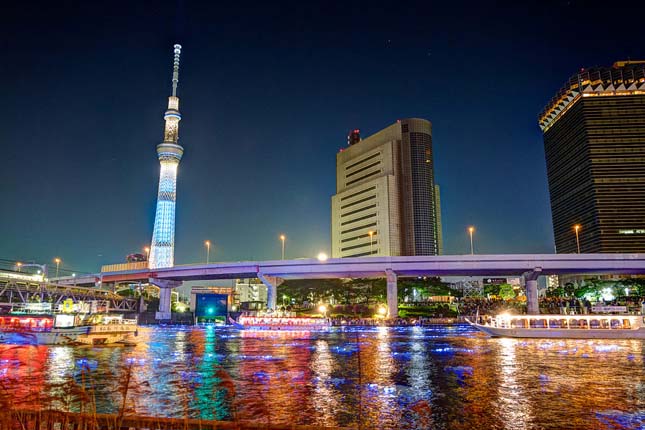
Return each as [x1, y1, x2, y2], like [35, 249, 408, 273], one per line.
[205, 240, 211, 264]
[573, 224, 581, 254]
[53, 258, 61, 280]
[16, 262, 22, 272]
[144, 247, 150, 261]
[368, 230, 375, 255]
[468, 226, 475, 255]
[280, 234, 286, 260]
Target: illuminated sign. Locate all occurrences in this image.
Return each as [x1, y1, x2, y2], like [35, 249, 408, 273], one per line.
[618, 229, 645, 235]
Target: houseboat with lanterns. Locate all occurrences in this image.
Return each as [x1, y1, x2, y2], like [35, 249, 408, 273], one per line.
[230, 309, 330, 331]
[467, 312, 645, 339]
[0, 301, 138, 345]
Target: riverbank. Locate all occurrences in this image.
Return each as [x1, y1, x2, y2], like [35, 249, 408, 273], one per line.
[2, 409, 356, 430]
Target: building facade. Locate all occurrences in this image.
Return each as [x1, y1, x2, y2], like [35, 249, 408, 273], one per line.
[331, 118, 440, 257]
[235, 280, 268, 304]
[539, 61, 645, 253]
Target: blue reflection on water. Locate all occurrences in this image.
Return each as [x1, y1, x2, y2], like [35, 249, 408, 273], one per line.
[0, 323, 643, 430]
[596, 410, 645, 430]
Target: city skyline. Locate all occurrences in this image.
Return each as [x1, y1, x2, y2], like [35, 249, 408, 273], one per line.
[2, 1, 643, 273]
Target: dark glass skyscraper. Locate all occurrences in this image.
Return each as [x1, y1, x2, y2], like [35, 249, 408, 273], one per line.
[539, 61, 645, 253]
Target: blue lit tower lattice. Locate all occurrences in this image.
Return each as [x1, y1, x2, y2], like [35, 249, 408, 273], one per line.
[149, 44, 184, 269]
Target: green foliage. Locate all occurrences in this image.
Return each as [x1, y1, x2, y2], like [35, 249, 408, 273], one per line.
[483, 283, 500, 297]
[279, 276, 461, 307]
[278, 279, 346, 304]
[547, 277, 645, 299]
[546, 287, 565, 297]
[498, 284, 516, 300]
[398, 277, 461, 300]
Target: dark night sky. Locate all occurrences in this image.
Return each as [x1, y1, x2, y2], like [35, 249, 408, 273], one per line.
[1, 1, 644, 274]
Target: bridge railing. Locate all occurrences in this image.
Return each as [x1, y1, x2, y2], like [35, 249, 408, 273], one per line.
[101, 261, 149, 272]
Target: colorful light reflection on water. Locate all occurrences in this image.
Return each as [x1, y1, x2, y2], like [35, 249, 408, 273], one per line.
[1, 325, 644, 429]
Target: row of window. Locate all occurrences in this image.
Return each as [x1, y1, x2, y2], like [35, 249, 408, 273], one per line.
[346, 169, 381, 186]
[340, 194, 376, 210]
[345, 151, 381, 171]
[343, 250, 377, 258]
[340, 204, 377, 218]
[341, 222, 377, 235]
[340, 186, 377, 202]
[341, 231, 377, 243]
[340, 213, 376, 226]
[345, 160, 381, 179]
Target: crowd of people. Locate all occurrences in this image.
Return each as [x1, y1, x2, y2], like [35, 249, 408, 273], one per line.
[330, 316, 457, 327]
[454, 297, 524, 317]
[455, 296, 645, 317]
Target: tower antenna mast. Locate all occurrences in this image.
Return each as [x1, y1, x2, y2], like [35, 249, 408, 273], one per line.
[172, 44, 181, 96]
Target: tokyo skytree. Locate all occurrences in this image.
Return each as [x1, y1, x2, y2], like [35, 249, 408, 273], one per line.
[149, 44, 184, 269]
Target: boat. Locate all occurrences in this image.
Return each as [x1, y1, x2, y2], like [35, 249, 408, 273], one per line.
[0, 302, 138, 346]
[467, 312, 645, 339]
[230, 312, 330, 331]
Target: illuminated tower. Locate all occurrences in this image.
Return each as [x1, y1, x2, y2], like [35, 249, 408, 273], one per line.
[149, 44, 184, 269]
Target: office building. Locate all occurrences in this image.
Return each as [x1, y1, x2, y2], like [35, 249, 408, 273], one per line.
[331, 118, 440, 257]
[539, 61, 645, 253]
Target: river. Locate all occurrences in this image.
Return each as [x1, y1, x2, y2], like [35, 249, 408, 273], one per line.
[1, 324, 644, 429]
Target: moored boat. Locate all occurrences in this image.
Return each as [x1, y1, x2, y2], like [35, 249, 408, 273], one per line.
[467, 313, 645, 339]
[0, 302, 138, 346]
[230, 314, 330, 331]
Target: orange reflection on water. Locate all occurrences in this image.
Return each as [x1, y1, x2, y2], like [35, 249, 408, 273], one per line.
[235, 329, 315, 426]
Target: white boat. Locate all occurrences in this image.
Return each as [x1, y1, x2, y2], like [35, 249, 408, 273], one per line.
[231, 314, 330, 331]
[467, 313, 645, 339]
[0, 309, 138, 346]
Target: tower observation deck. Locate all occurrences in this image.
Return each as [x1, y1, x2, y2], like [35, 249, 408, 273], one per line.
[149, 44, 184, 269]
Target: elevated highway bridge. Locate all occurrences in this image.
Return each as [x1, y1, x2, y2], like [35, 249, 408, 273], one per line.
[64, 253, 645, 319]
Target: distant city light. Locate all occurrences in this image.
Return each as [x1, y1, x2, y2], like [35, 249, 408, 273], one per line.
[317, 252, 328, 261]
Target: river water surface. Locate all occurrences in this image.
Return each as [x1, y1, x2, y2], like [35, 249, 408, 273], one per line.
[1, 324, 644, 429]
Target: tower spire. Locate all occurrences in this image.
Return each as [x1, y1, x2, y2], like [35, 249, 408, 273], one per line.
[149, 44, 185, 271]
[172, 44, 181, 97]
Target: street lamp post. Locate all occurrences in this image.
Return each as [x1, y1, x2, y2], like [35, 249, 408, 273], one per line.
[368, 230, 374, 255]
[573, 224, 581, 254]
[205, 240, 211, 263]
[72, 273, 76, 286]
[16, 262, 22, 272]
[280, 234, 286, 260]
[54, 258, 61, 279]
[468, 226, 475, 255]
[144, 247, 150, 261]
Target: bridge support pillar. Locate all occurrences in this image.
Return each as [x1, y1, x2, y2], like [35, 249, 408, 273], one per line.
[386, 269, 398, 318]
[257, 273, 284, 311]
[523, 269, 542, 315]
[149, 278, 182, 320]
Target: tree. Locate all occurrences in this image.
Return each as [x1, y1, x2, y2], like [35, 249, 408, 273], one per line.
[278, 279, 346, 304]
[498, 284, 516, 300]
[483, 283, 500, 297]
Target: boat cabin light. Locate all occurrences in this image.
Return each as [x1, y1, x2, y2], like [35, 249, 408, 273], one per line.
[54, 314, 75, 328]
